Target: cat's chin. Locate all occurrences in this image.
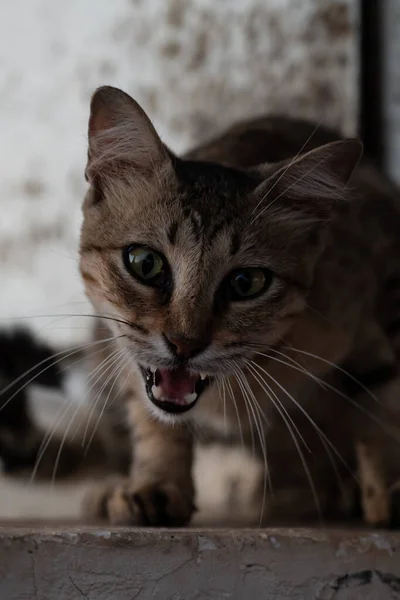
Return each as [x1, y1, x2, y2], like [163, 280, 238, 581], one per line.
[139, 365, 212, 416]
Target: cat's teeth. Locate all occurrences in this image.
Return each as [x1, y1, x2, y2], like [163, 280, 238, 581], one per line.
[200, 373, 207, 381]
[151, 385, 163, 400]
[150, 366, 157, 374]
[184, 392, 197, 404]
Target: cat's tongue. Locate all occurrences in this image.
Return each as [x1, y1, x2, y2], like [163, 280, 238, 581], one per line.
[153, 367, 197, 405]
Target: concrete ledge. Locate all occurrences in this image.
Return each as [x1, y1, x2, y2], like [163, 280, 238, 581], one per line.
[0, 525, 400, 599]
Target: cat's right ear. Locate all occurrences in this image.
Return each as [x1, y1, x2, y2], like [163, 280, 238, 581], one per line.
[85, 86, 169, 182]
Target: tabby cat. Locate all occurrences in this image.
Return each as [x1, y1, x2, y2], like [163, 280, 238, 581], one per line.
[17, 85, 400, 527]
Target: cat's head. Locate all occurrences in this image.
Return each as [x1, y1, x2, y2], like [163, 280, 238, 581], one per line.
[80, 86, 362, 422]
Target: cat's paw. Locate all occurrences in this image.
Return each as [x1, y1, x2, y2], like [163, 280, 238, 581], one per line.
[83, 478, 195, 527]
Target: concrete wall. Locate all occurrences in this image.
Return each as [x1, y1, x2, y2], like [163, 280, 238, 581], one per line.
[0, 0, 358, 345]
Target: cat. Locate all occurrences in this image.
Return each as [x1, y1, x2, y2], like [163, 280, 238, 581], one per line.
[3, 84, 400, 528]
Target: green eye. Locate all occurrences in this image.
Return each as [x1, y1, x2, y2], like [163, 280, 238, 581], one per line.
[229, 268, 270, 300]
[124, 245, 167, 286]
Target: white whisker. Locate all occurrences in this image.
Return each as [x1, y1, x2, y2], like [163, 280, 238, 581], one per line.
[252, 352, 358, 481]
[233, 364, 268, 526]
[85, 353, 128, 454]
[284, 345, 380, 404]
[0, 335, 123, 415]
[247, 360, 322, 522]
[225, 375, 245, 447]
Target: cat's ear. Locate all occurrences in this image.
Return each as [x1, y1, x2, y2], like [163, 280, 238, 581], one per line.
[85, 86, 169, 181]
[254, 139, 363, 222]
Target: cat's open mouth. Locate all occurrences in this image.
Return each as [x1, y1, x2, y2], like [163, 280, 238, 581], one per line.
[141, 366, 211, 414]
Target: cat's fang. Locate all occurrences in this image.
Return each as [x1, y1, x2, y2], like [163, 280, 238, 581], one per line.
[200, 373, 207, 381]
[184, 392, 197, 404]
[151, 385, 163, 400]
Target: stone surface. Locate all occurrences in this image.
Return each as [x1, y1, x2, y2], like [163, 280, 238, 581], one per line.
[0, 525, 399, 599]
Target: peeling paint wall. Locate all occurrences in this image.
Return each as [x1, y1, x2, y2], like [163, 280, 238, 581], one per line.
[0, 0, 358, 344]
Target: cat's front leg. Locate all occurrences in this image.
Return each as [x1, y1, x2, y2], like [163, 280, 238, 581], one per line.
[355, 440, 390, 527]
[84, 400, 195, 527]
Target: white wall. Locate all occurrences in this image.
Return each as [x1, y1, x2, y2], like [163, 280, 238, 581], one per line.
[0, 0, 358, 344]
[383, 0, 400, 184]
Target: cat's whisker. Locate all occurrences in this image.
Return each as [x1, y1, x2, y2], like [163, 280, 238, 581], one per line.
[233, 369, 256, 456]
[247, 361, 323, 523]
[30, 343, 124, 483]
[232, 369, 256, 455]
[254, 351, 347, 495]
[237, 365, 273, 511]
[50, 400, 88, 488]
[256, 347, 400, 449]
[241, 376, 275, 510]
[248, 341, 387, 429]
[51, 348, 129, 485]
[283, 345, 381, 404]
[37, 342, 122, 476]
[252, 353, 358, 481]
[248, 359, 328, 512]
[30, 392, 74, 484]
[225, 375, 245, 447]
[0, 311, 137, 330]
[249, 358, 351, 511]
[102, 362, 131, 416]
[228, 359, 259, 455]
[81, 347, 127, 447]
[34, 341, 120, 467]
[0, 335, 114, 398]
[0, 335, 123, 417]
[80, 345, 127, 443]
[216, 376, 228, 435]
[222, 378, 228, 435]
[247, 360, 311, 452]
[84, 353, 129, 455]
[233, 364, 269, 526]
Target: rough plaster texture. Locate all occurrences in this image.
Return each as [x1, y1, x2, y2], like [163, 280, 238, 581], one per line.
[0, 526, 399, 599]
[0, 0, 358, 345]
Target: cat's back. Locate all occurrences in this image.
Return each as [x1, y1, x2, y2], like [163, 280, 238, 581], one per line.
[185, 115, 347, 167]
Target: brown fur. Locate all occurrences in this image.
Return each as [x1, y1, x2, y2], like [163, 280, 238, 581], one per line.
[80, 86, 400, 527]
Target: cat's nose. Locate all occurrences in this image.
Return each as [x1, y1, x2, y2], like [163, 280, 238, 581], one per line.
[163, 333, 209, 360]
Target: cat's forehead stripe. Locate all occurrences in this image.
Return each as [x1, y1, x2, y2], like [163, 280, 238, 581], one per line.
[167, 221, 178, 245]
[230, 232, 241, 256]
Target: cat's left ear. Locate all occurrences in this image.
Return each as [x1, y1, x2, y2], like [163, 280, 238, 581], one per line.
[254, 139, 363, 222]
[85, 86, 170, 181]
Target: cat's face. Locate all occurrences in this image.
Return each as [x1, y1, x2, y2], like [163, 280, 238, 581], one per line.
[80, 86, 362, 422]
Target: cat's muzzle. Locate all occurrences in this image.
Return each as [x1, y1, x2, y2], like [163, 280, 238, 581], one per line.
[140, 365, 211, 415]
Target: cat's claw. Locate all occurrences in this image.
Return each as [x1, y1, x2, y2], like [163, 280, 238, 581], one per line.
[83, 478, 195, 527]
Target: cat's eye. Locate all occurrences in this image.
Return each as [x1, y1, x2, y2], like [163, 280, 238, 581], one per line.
[229, 268, 271, 300]
[123, 245, 168, 287]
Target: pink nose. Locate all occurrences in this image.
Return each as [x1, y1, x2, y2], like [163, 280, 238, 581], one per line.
[163, 333, 208, 360]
